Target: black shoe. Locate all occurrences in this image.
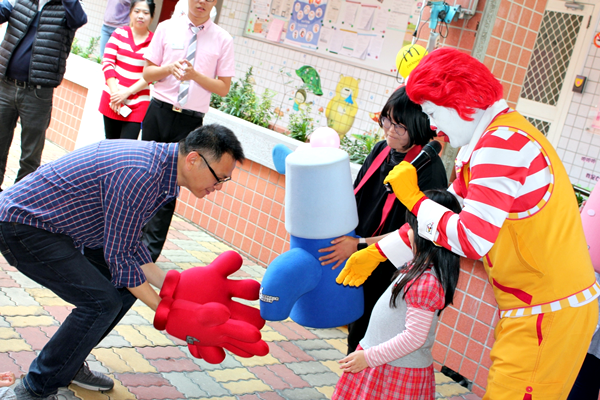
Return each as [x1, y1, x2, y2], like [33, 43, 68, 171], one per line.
[71, 362, 113, 391]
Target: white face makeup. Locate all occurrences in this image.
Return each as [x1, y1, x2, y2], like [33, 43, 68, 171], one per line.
[421, 102, 482, 148]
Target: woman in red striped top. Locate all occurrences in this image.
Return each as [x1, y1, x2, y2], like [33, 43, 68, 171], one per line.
[99, 0, 155, 139]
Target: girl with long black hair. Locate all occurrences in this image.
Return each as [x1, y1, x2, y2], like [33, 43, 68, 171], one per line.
[333, 189, 461, 399]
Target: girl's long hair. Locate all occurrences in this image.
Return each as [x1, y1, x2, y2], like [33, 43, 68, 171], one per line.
[390, 189, 461, 310]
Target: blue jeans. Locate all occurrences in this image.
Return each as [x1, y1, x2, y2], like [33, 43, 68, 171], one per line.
[99, 24, 117, 58]
[0, 79, 53, 188]
[0, 222, 136, 397]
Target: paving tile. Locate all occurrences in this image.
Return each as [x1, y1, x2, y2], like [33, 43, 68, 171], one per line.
[320, 361, 343, 377]
[181, 371, 231, 397]
[187, 250, 219, 264]
[277, 387, 327, 399]
[178, 346, 244, 370]
[182, 231, 218, 242]
[56, 387, 80, 400]
[437, 383, 471, 397]
[266, 322, 303, 340]
[115, 372, 171, 387]
[282, 322, 319, 340]
[208, 367, 257, 382]
[15, 327, 50, 351]
[97, 333, 131, 348]
[9, 351, 36, 373]
[0, 278, 19, 288]
[267, 364, 310, 389]
[92, 348, 132, 373]
[160, 250, 203, 263]
[40, 326, 58, 337]
[300, 372, 340, 387]
[165, 371, 231, 398]
[0, 290, 16, 306]
[155, 261, 179, 271]
[69, 385, 110, 400]
[170, 239, 210, 251]
[316, 386, 335, 398]
[128, 385, 185, 399]
[257, 392, 286, 400]
[221, 379, 271, 395]
[2, 288, 39, 306]
[285, 361, 332, 375]
[436, 371, 455, 384]
[262, 330, 289, 342]
[135, 325, 175, 346]
[34, 297, 73, 307]
[324, 338, 347, 355]
[114, 348, 157, 373]
[150, 358, 202, 372]
[131, 306, 155, 324]
[175, 262, 202, 270]
[86, 359, 109, 374]
[277, 342, 314, 362]
[304, 349, 345, 361]
[0, 306, 47, 316]
[307, 328, 347, 339]
[114, 326, 153, 347]
[234, 353, 279, 367]
[0, 338, 31, 352]
[0, 316, 10, 328]
[195, 397, 236, 400]
[267, 342, 298, 363]
[162, 371, 208, 398]
[0, 353, 23, 375]
[5, 272, 42, 288]
[0, 327, 19, 339]
[248, 366, 290, 390]
[137, 346, 188, 360]
[43, 306, 73, 324]
[26, 288, 56, 298]
[293, 339, 333, 351]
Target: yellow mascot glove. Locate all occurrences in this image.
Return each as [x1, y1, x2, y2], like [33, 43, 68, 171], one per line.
[383, 161, 425, 212]
[336, 243, 387, 287]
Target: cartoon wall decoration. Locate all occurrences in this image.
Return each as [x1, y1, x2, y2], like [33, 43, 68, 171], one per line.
[296, 65, 323, 96]
[293, 89, 307, 111]
[326, 74, 360, 138]
[260, 136, 363, 328]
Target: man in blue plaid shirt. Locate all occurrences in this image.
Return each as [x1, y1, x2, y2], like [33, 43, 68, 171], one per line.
[0, 124, 244, 400]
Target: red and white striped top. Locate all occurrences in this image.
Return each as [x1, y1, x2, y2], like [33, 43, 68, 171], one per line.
[99, 26, 153, 123]
[418, 102, 553, 260]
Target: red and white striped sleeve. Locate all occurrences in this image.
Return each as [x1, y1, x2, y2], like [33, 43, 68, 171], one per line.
[417, 129, 545, 259]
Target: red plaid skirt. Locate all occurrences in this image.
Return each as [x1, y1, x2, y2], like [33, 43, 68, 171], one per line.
[332, 355, 435, 400]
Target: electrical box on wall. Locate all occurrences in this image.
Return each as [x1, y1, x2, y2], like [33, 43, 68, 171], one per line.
[573, 75, 587, 93]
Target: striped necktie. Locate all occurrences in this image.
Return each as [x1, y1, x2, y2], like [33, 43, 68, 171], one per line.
[177, 24, 202, 107]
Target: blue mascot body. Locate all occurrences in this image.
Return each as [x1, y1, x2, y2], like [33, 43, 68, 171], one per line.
[259, 145, 364, 328]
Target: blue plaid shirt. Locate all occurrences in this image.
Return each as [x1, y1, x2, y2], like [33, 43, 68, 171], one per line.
[0, 140, 179, 288]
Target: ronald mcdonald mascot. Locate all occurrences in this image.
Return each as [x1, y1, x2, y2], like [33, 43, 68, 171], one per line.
[337, 48, 599, 400]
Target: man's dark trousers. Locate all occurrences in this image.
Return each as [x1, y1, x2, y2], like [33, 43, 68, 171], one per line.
[0, 222, 136, 397]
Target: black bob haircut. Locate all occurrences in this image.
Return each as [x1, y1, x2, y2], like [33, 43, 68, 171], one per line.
[179, 124, 245, 163]
[380, 86, 437, 148]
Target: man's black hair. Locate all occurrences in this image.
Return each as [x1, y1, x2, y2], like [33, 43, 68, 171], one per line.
[179, 124, 245, 163]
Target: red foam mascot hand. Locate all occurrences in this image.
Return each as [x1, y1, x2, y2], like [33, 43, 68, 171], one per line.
[154, 251, 269, 364]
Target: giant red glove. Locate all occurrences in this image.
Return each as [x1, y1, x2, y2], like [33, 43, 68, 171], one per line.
[154, 251, 269, 364]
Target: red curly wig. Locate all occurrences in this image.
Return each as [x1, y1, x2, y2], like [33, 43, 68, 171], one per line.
[406, 48, 503, 121]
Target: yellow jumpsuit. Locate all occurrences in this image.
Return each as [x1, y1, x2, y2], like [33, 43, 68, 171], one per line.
[459, 112, 598, 400]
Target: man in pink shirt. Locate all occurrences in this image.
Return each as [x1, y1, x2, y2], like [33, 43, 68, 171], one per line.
[141, 0, 235, 261]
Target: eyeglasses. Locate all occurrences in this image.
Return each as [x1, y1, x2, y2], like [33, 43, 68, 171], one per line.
[379, 116, 408, 137]
[197, 153, 231, 185]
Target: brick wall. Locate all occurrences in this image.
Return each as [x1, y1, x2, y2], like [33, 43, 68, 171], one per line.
[175, 159, 290, 266]
[46, 80, 87, 152]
